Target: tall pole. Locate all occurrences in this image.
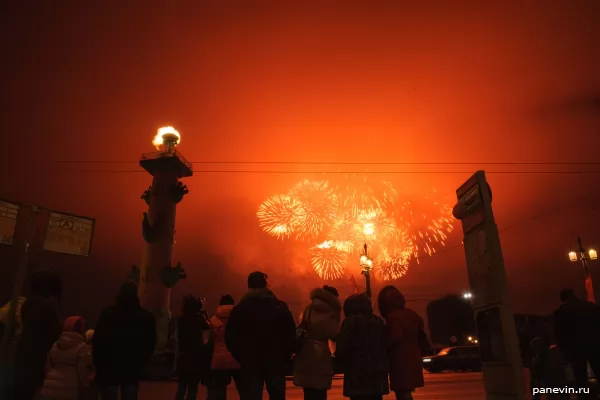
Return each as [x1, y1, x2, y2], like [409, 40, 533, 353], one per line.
[0, 206, 39, 386]
[577, 236, 595, 303]
[361, 243, 372, 299]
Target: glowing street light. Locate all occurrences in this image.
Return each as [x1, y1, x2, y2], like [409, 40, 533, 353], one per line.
[569, 251, 578, 262]
[463, 292, 473, 300]
[568, 237, 597, 303]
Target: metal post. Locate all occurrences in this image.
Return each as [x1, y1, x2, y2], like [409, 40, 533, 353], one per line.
[361, 243, 372, 299]
[577, 236, 595, 303]
[577, 236, 591, 276]
[0, 206, 39, 385]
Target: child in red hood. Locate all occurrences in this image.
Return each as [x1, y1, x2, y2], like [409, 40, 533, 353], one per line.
[41, 316, 94, 400]
[206, 295, 241, 400]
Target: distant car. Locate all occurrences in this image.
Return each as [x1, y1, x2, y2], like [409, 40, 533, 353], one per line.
[422, 345, 481, 373]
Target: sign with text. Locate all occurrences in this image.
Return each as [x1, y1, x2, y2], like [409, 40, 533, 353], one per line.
[43, 211, 95, 256]
[0, 199, 19, 245]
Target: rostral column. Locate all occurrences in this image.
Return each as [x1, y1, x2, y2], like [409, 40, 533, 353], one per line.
[139, 126, 190, 349]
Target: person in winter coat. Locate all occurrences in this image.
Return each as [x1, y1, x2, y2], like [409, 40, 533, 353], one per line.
[293, 286, 342, 400]
[225, 271, 296, 400]
[14, 268, 63, 400]
[553, 288, 600, 395]
[530, 337, 568, 400]
[40, 316, 94, 400]
[93, 280, 156, 400]
[378, 286, 426, 400]
[206, 294, 242, 400]
[175, 295, 212, 400]
[336, 294, 389, 400]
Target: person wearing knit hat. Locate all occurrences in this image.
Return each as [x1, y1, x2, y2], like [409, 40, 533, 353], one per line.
[41, 316, 95, 399]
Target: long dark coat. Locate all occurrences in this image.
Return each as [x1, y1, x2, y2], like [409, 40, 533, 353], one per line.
[13, 297, 62, 399]
[379, 286, 425, 392]
[293, 288, 341, 390]
[336, 312, 389, 397]
[554, 298, 600, 356]
[225, 288, 296, 369]
[92, 301, 156, 385]
[176, 312, 212, 376]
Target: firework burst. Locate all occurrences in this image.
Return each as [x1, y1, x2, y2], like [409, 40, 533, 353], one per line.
[311, 240, 348, 280]
[257, 179, 454, 281]
[328, 213, 357, 253]
[375, 230, 413, 280]
[355, 207, 396, 247]
[289, 180, 338, 241]
[256, 194, 302, 239]
[336, 175, 397, 213]
[393, 192, 454, 258]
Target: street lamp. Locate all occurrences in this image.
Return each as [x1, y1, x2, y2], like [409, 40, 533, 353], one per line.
[568, 236, 597, 303]
[360, 243, 374, 299]
[463, 292, 473, 300]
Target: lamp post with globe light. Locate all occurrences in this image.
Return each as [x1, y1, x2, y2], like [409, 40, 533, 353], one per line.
[360, 244, 374, 299]
[463, 292, 473, 301]
[360, 224, 375, 299]
[568, 236, 597, 303]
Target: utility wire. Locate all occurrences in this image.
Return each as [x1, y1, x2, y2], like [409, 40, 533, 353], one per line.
[414, 190, 598, 263]
[11, 169, 600, 174]
[14, 161, 600, 165]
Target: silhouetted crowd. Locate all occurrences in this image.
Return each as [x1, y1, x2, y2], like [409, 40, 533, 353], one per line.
[1, 268, 431, 400]
[529, 288, 600, 400]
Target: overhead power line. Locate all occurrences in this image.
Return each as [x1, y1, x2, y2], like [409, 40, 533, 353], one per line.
[11, 169, 600, 174]
[413, 190, 598, 263]
[14, 160, 600, 165]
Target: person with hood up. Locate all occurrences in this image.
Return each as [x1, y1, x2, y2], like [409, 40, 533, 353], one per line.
[378, 286, 427, 400]
[175, 295, 212, 400]
[14, 268, 63, 400]
[293, 285, 342, 400]
[93, 280, 156, 400]
[206, 294, 242, 400]
[225, 271, 296, 400]
[40, 316, 94, 400]
[336, 294, 389, 400]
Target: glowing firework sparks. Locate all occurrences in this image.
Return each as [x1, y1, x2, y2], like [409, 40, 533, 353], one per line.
[311, 241, 348, 280]
[257, 179, 455, 281]
[375, 248, 410, 281]
[289, 180, 338, 241]
[336, 175, 397, 213]
[394, 195, 454, 259]
[328, 214, 357, 253]
[257, 194, 302, 239]
[375, 230, 413, 280]
[355, 207, 396, 246]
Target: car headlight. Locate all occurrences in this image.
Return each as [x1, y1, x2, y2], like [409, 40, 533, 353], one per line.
[422, 358, 431, 362]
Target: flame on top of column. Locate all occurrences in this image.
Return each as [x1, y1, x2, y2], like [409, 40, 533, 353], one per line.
[153, 126, 181, 150]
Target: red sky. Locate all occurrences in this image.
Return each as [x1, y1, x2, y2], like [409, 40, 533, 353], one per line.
[1, 2, 600, 324]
